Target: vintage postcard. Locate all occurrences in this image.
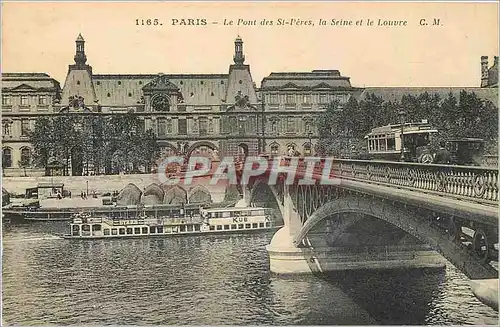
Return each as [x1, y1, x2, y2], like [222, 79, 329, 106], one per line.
[1, 1, 498, 325]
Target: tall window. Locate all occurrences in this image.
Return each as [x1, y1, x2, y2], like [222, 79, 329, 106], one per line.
[2, 95, 11, 106]
[2, 148, 12, 168]
[286, 117, 295, 133]
[305, 122, 311, 133]
[271, 121, 277, 133]
[20, 96, 29, 106]
[319, 94, 327, 104]
[286, 94, 295, 104]
[269, 94, 279, 104]
[178, 119, 187, 135]
[20, 148, 31, 166]
[38, 96, 47, 105]
[3, 122, 11, 135]
[21, 119, 30, 136]
[157, 118, 166, 136]
[166, 120, 172, 134]
[302, 94, 311, 104]
[199, 117, 208, 136]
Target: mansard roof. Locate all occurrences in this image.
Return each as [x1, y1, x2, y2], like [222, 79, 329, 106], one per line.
[261, 70, 352, 90]
[142, 74, 179, 92]
[92, 73, 230, 106]
[1, 72, 61, 92]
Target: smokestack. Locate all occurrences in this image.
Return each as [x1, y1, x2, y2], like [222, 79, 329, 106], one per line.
[481, 56, 489, 87]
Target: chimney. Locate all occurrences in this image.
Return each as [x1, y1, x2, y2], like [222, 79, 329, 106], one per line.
[481, 56, 489, 87]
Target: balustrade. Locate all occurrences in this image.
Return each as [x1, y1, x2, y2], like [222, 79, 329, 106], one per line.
[258, 156, 498, 205]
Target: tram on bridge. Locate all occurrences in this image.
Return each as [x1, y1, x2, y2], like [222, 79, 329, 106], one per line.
[362, 121, 488, 166]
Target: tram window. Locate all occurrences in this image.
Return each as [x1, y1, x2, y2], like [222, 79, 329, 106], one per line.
[379, 139, 386, 151]
[142, 227, 148, 234]
[238, 224, 244, 229]
[252, 223, 258, 228]
[210, 225, 215, 231]
[224, 225, 230, 230]
[156, 226, 163, 233]
[231, 224, 237, 230]
[194, 225, 200, 231]
[104, 229, 110, 235]
[187, 225, 193, 232]
[72, 225, 80, 232]
[134, 227, 140, 234]
[216, 225, 223, 231]
[245, 224, 251, 229]
[119, 228, 126, 235]
[126, 228, 133, 235]
[112, 228, 118, 235]
[266, 222, 270, 227]
[387, 138, 396, 150]
[180, 225, 186, 232]
[259, 223, 264, 228]
[92, 225, 101, 231]
[150, 226, 156, 234]
[82, 224, 91, 231]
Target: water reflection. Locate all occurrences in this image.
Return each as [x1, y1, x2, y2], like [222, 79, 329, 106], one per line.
[2, 222, 498, 325]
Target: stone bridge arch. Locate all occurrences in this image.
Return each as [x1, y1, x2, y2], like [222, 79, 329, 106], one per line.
[186, 141, 218, 157]
[292, 193, 498, 280]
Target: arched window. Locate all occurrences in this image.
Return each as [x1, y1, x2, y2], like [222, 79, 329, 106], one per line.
[20, 147, 31, 166]
[271, 121, 277, 133]
[151, 95, 170, 112]
[2, 148, 12, 168]
[270, 143, 279, 155]
[304, 143, 312, 155]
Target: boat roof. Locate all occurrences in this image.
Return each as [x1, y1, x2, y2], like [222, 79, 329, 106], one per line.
[203, 207, 269, 212]
[37, 182, 64, 188]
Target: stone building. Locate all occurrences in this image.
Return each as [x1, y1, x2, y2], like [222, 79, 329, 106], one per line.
[481, 56, 498, 88]
[1, 73, 61, 176]
[1, 34, 498, 176]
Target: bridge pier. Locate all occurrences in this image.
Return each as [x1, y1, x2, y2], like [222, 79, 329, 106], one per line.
[266, 227, 446, 274]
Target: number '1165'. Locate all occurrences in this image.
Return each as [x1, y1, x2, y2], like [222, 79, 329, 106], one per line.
[136, 19, 160, 26]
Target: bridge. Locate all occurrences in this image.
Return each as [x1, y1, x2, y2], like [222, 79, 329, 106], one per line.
[230, 156, 498, 283]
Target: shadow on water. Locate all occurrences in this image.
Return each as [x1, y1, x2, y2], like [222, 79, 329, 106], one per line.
[319, 267, 445, 325]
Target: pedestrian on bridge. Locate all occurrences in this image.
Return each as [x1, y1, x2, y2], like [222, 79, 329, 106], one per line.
[434, 141, 451, 164]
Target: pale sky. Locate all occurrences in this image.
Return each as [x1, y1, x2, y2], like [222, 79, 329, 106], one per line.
[2, 1, 498, 88]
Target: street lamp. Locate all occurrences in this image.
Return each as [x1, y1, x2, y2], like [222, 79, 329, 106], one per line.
[399, 109, 406, 162]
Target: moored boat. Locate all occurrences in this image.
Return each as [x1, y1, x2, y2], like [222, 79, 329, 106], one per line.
[62, 205, 278, 239]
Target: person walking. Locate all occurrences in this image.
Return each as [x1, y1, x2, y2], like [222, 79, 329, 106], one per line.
[434, 141, 452, 164]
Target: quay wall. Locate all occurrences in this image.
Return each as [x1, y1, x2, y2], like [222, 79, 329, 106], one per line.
[2, 174, 228, 203]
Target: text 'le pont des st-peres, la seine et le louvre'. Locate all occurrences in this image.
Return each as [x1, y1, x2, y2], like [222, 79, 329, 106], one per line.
[138, 17, 441, 27]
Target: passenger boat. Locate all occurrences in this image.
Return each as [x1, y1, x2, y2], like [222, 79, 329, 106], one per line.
[62, 205, 278, 239]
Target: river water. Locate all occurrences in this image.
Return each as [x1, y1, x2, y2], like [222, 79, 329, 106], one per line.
[2, 221, 498, 325]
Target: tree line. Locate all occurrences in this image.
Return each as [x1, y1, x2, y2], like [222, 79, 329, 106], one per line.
[30, 113, 159, 176]
[316, 90, 498, 157]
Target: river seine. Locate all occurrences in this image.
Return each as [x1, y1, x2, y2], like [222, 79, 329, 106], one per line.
[2, 221, 498, 325]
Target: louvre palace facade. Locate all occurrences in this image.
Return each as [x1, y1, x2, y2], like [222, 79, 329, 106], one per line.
[1, 34, 498, 176]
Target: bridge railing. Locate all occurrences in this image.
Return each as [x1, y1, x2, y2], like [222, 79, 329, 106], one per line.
[269, 156, 498, 206]
[330, 159, 498, 205]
